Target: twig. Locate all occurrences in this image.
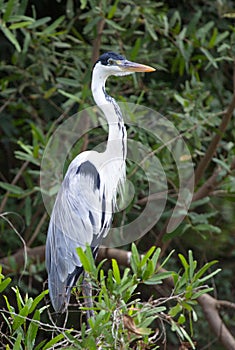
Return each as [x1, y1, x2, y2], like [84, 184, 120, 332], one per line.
[0, 245, 45, 274]
[0, 161, 29, 213]
[193, 166, 221, 202]
[28, 212, 48, 247]
[0, 95, 14, 114]
[1, 245, 235, 349]
[92, 18, 106, 65]
[198, 294, 235, 350]
[193, 156, 235, 201]
[194, 60, 235, 186]
[0, 212, 28, 281]
[24, 205, 44, 241]
[217, 299, 235, 310]
[97, 247, 235, 350]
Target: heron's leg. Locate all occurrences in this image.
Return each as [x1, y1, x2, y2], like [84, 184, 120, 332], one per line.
[82, 272, 94, 324]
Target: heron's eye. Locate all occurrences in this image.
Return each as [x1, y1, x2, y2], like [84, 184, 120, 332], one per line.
[108, 58, 115, 65]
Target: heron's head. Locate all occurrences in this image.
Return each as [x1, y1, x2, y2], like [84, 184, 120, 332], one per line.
[94, 52, 155, 77]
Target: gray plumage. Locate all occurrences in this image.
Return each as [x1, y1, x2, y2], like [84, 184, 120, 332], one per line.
[46, 52, 155, 312]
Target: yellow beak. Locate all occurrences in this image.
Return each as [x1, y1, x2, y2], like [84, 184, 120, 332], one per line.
[119, 60, 155, 73]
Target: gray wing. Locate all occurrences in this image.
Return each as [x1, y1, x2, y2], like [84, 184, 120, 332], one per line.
[46, 153, 112, 312]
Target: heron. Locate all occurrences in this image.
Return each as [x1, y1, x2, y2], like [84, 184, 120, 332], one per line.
[45, 52, 155, 314]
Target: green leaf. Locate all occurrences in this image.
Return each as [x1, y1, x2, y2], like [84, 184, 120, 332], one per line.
[144, 271, 172, 285]
[18, 0, 29, 15]
[175, 273, 187, 292]
[57, 77, 80, 87]
[14, 287, 24, 311]
[4, 295, 15, 314]
[86, 245, 96, 274]
[169, 303, 182, 317]
[25, 196, 31, 226]
[34, 340, 47, 350]
[174, 93, 188, 108]
[9, 21, 33, 29]
[3, 0, 15, 21]
[151, 247, 161, 268]
[95, 259, 107, 279]
[130, 243, 140, 274]
[28, 17, 51, 28]
[197, 21, 214, 40]
[80, 0, 87, 9]
[23, 30, 31, 53]
[42, 16, 65, 35]
[186, 10, 201, 36]
[0, 181, 24, 195]
[185, 285, 193, 299]
[193, 260, 218, 282]
[163, 224, 190, 241]
[76, 247, 91, 273]
[130, 38, 141, 61]
[0, 25, 21, 52]
[25, 310, 40, 350]
[178, 253, 189, 270]
[112, 259, 121, 284]
[198, 268, 221, 284]
[189, 197, 210, 209]
[13, 332, 23, 350]
[178, 313, 186, 324]
[208, 27, 218, 48]
[17, 140, 33, 154]
[15, 151, 40, 166]
[30, 123, 46, 145]
[200, 47, 218, 69]
[188, 250, 196, 281]
[8, 15, 34, 22]
[191, 287, 214, 299]
[12, 305, 30, 331]
[108, 0, 119, 19]
[145, 19, 158, 40]
[212, 157, 230, 172]
[142, 260, 154, 280]
[140, 246, 156, 267]
[106, 19, 125, 31]
[0, 277, 11, 293]
[29, 290, 49, 314]
[66, 0, 74, 19]
[160, 249, 175, 269]
[194, 223, 221, 234]
[42, 334, 64, 350]
[180, 327, 195, 349]
[58, 89, 81, 103]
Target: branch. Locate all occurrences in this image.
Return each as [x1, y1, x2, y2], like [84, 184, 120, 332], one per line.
[193, 157, 235, 202]
[198, 294, 235, 350]
[194, 60, 235, 186]
[0, 245, 45, 274]
[217, 299, 235, 310]
[0, 161, 29, 213]
[91, 18, 105, 65]
[97, 247, 235, 350]
[28, 212, 48, 247]
[1, 245, 235, 349]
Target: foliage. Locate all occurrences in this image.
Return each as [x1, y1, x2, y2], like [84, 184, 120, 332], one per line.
[0, 269, 66, 349]
[0, 245, 219, 349]
[0, 0, 235, 348]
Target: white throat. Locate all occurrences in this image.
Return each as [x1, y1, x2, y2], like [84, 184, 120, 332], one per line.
[91, 60, 127, 191]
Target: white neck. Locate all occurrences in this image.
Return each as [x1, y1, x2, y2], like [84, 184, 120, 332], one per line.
[91, 63, 127, 159]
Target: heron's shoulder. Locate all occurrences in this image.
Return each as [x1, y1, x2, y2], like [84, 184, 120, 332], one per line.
[68, 150, 100, 168]
[62, 150, 102, 192]
[65, 150, 102, 181]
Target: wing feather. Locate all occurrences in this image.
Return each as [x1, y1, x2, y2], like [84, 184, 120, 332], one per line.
[46, 152, 112, 312]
